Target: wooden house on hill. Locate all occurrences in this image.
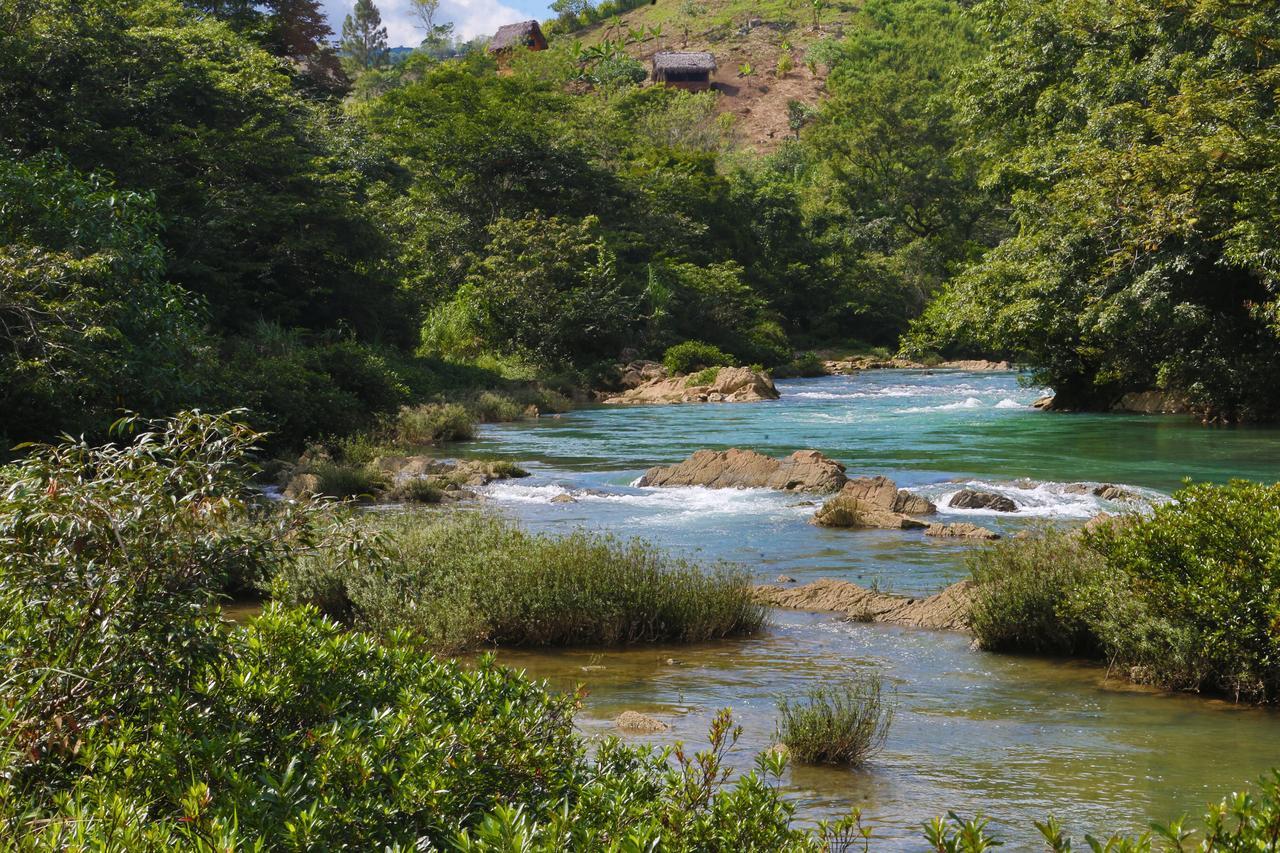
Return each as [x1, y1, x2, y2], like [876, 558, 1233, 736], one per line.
[488, 20, 548, 54]
[651, 51, 716, 91]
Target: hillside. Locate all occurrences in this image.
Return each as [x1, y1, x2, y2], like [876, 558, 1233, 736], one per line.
[559, 0, 866, 151]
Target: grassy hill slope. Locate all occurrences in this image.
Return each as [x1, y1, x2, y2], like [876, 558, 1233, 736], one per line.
[555, 0, 865, 150]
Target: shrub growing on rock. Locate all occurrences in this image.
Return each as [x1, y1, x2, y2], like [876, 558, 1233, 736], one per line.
[775, 673, 893, 765]
[663, 340, 736, 375]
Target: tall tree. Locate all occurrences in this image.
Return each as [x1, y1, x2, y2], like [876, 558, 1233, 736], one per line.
[410, 0, 454, 48]
[263, 0, 332, 58]
[342, 0, 388, 70]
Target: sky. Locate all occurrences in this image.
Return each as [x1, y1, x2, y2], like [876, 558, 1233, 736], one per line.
[321, 0, 552, 45]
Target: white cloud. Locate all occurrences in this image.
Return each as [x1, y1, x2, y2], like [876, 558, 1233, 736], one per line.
[323, 0, 535, 46]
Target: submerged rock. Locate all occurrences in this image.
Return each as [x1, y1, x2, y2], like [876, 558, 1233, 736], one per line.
[925, 522, 1000, 540]
[948, 489, 1018, 512]
[637, 448, 847, 492]
[603, 367, 779, 405]
[755, 578, 973, 632]
[811, 476, 936, 529]
[615, 711, 669, 733]
[549, 493, 577, 504]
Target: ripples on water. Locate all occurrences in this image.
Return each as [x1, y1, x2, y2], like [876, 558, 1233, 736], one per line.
[452, 369, 1280, 845]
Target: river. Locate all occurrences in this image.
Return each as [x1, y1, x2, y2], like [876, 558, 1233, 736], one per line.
[453, 369, 1280, 846]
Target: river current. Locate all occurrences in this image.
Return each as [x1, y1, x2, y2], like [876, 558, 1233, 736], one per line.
[453, 369, 1280, 846]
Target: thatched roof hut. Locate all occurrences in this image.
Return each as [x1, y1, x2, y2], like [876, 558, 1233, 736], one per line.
[489, 20, 547, 52]
[651, 51, 716, 91]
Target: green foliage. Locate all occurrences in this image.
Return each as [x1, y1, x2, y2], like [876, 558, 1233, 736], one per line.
[910, 0, 1280, 419]
[686, 366, 722, 387]
[0, 153, 212, 441]
[971, 482, 1280, 702]
[0, 412, 364, 771]
[1089, 482, 1280, 702]
[275, 511, 767, 651]
[968, 529, 1107, 656]
[457, 213, 636, 368]
[775, 673, 893, 765]
[772, 351, 826, 378]
[803, 0, 998, 346]
[341, 0, 389, 70]
[664, 340, 736, 375]
[395, 401, 476, 444]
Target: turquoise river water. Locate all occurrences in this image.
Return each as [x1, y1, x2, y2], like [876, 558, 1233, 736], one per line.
[450, 369, 1280, 847]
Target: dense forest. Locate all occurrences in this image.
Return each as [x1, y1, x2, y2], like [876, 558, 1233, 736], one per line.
[3, 0, 1278, 453]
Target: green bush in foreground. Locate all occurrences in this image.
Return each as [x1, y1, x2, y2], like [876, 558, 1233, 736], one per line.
[663, 340, 736, 375]
[275, 511, 767, 651]
[970, 481, 1280, 702]
[776, 673, 894, 765]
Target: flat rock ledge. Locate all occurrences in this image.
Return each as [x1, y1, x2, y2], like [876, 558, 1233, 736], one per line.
[637, 448, 847, 492]
[603, 367, 779, 405]
[755, 578, 973, 632]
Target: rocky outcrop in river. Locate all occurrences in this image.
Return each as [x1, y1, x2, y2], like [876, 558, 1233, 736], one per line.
[603, 367, 779, 405]
[812, 475, 935, 529]
[755, 578, 973, 631]
[637, 448, 847, 492]
[948, 489, 1018, 512]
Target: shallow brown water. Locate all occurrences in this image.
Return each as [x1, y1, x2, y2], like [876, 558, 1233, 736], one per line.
[494, 609, 1280, 849]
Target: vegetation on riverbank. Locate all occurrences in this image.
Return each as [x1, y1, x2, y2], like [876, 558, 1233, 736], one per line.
[970, 482, 1280, 702]
[3, 411, 1280, 848]
[275, 510, 766, 651]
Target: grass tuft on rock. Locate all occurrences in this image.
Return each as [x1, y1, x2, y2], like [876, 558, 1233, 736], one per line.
[274, 511, 767, 651]
[775, 673, 893, 765]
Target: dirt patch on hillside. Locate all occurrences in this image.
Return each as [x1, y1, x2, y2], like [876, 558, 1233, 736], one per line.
[755, 578, 973, 631]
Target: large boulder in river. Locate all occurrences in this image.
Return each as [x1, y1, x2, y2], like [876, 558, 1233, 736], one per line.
[637, 448, 847, 492]
[811, 476, 936, 529]
[839, 475, 937, 515]
[603, 367, 779, 405]
[948, 489, 1017, 512]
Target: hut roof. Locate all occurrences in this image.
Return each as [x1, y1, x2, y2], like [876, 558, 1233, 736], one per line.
[652, 51, 716, 73]
[490, 20, 542, 51]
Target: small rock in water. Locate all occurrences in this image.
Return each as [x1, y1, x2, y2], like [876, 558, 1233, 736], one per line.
[664, 658, 681, 666]
[776, 574, 797, 583]
[948, 489, 1018, 512]
[1093, 484, 1136, 502]
[580, 665, 606, 672]
[925, 522, 1001, 540]
[615, 711, 669, 733]
[550, 493, 577, 503]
